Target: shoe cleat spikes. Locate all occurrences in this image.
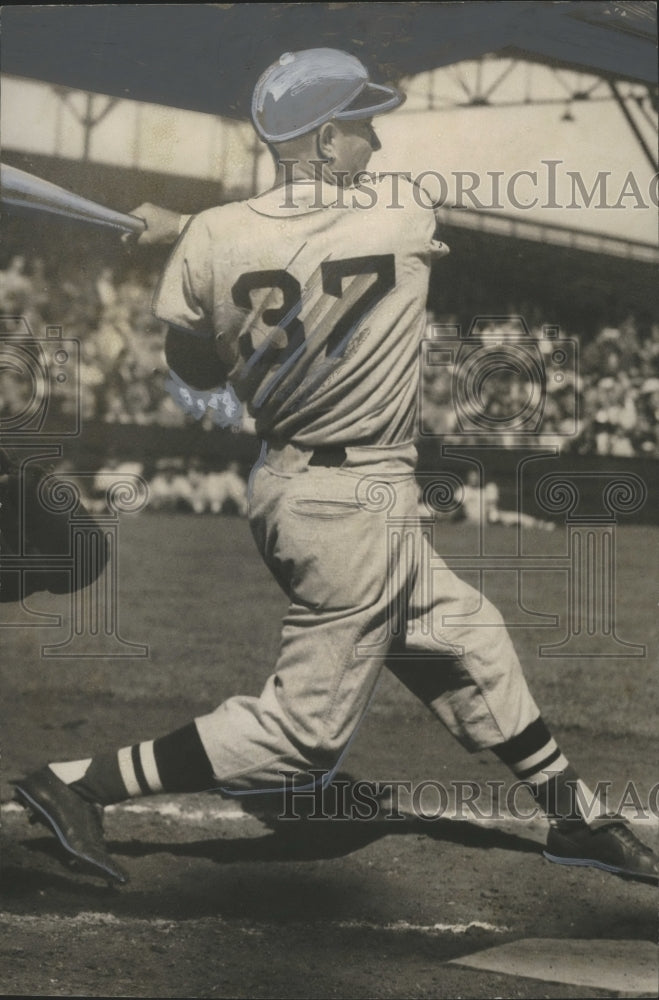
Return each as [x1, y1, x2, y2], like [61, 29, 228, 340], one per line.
[12, 768, 129, 886]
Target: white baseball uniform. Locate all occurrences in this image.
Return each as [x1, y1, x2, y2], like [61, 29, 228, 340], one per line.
[153, 177, 540, 791]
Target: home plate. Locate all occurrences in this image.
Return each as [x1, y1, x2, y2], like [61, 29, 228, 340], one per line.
[450, 939, 658, 996]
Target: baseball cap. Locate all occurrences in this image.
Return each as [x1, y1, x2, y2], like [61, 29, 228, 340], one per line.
[252, 48, 404, 142]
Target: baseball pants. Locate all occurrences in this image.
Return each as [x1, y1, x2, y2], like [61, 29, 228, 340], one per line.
[195, 441, 540, 791]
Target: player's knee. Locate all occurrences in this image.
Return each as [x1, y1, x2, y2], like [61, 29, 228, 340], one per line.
[453, 589, 506, 631]
[296, 735, 345, 779]
[480, 598, 505, 628]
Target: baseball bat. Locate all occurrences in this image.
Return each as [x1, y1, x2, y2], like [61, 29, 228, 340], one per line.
[1, 163, 146, 236]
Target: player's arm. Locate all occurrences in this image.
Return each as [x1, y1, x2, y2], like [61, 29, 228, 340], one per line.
[163, 327, 228, 391]
[144, 212, 217, 387]
[128, 203, 191, 245]
[152, 213, 242, 391]
[405, 183, 450, 258]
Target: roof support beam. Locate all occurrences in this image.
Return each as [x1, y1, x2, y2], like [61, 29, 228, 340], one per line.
[609, 81, 658, 172]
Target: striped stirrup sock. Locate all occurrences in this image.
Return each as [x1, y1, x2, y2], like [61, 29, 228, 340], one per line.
[48, 722, 216, 805]
[493, 717, 593, 823]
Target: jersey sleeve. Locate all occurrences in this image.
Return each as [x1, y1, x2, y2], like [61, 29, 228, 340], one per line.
[372, 174, 450, 260]
[152, 215, 215, 335]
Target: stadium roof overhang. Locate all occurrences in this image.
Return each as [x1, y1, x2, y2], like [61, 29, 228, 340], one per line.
[2, 2, 657, 119]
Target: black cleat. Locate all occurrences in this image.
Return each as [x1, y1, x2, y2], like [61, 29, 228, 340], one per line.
[13, 767, 129, 885]
[544, 816, 659, 885]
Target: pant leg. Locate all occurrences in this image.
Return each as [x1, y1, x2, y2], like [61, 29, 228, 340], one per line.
[386, 488, 540, 751]
[195, 461, 409, 792]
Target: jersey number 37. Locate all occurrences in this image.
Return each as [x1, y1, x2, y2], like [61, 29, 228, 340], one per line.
[230, 253, 395, 407]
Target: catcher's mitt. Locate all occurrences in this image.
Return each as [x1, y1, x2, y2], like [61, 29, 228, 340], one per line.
[0, 449, 108, 603]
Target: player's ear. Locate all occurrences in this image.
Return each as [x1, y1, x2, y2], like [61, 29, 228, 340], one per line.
[317, 122, 337, 162]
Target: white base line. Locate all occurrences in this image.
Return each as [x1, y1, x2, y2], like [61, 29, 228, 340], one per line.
[0, 911, 509, 936]
[0, 800, 248, 821]
[336, 919, 510, 935]
[3, 798, 657, 829]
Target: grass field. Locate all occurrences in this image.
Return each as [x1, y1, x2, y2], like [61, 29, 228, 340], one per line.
[1, 514, 657, 998]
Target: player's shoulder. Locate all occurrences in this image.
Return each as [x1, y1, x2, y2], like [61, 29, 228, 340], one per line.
[172, 202, 252, 258]
[190, 200, 249, 232]
[363, 173, 448, 251]
[364, 172, 440, 232]
[367, 172, 426, 208]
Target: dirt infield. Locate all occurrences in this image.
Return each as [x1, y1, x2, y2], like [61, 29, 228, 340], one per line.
[1, 515, 657, 998]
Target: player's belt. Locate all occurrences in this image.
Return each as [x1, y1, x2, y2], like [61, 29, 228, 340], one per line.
[308, 447, 347, 468]
[261, 440, 417, 473]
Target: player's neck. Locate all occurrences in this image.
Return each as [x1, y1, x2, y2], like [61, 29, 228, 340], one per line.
[273, 158, 348, 189]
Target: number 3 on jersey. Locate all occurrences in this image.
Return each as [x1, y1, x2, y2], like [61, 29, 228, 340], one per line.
[231, 254, 395, 407]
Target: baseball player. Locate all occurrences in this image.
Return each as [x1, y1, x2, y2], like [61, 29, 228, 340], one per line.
[14, 48, 657, 887]
[204, 462, 248, 516]
[458, 470, 555, 530]
[147, 458, 194, 512]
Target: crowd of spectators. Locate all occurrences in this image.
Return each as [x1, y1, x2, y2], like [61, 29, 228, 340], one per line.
[421, 313, 659, 456]
[0, 253, 187, 430]
[78, 455, 249, 516]
[147, 458, 248, 515]
[1, 252, 658, 457]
